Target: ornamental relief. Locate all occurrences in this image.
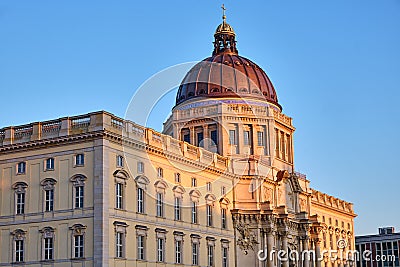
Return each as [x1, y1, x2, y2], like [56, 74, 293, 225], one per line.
[263, 186, 273, 203]
[235, 221, 258, 255]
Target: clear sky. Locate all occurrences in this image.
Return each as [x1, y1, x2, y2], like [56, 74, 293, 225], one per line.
[1, 0, 399, 235]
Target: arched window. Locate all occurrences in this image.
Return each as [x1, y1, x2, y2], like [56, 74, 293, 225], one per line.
[41, 178, 57, 212]
[154, 180, 168, 218]
[173, 185, 185, 221]
[205, 194, 216, 227]
[12, 182, 28, 215]
[39, 227, 55, 261]
[135, 175, 150, 214]
[70, 224, 87, 259]
[189, 189, 201, 224]
[219, 197, 231, 230]
[70, 175, 87, 209]
[114, 170, 130, 210]
[11, 229, 26, 262]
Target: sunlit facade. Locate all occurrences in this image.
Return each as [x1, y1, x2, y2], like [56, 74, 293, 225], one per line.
[0, 13, 356, 267]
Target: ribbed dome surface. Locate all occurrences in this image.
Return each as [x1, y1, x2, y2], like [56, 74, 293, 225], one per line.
[175, 54, 280, 108]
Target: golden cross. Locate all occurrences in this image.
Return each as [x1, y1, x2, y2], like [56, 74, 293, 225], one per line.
[221, 4, 226, 20]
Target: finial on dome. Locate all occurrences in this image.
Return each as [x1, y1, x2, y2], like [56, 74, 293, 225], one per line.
[221, 4, 226, 21]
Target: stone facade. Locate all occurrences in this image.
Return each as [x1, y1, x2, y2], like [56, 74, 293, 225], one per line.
[0, 108, 356, 267]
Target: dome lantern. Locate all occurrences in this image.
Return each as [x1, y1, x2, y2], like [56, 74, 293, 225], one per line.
[213, 4, 238, 55]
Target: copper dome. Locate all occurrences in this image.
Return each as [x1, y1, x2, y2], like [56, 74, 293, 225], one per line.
[175, 11, 280, 109]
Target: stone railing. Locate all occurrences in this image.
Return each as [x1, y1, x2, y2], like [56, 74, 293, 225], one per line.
[311, 189, 354, 213]
[0, 111, 229, 170]
[272, 109, 293, 126]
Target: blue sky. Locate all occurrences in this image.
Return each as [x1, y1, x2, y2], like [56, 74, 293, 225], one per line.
[1, 1, 399, 235]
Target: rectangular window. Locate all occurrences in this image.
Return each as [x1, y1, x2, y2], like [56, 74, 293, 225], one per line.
[137, 187, 144, 213]
[117, 155, 124, 167]
[211, 130, 218, 146]
[221, 208, 227, 229]
[183, 133, 190, 143]
[206, 182, 212, 192]
[175, 173, 181, 183]
[157, 238, 164, 262]
[229, 130, 236, 145]
[17, 162, 26, 174]
[208, 245, 214, 267]
[191, 201, 198, 224]
[192, 242, 199, 265]
[45, 189, 54, 212]
[46, 158, 54, 170]
[191, 177, 197, 187]
[137, 235, 145, 260]
[222, 247, 228, 267]
[116, 183, 123, 209]
[207, 204, 213, 227]
[44, 237, 53, 260]
[74, 235, 84, 258]
[197, 132, 204, 147]
[157, 167, 163, 178]
[15, 240, 24, 262]
[137, 161, 144, 173]
[16, 192, 25, 215]
[75, 186, 84, 209]
[175, 240, 182, 264]
[156, 193, 164, 217]
[174, 197, 181, 221]
[221, 186, 226, 195]
[116, 232, 124, 258]
[244, 130, 250, 146]
[257, 131, 264, 146]
[75, 154, 84, 166]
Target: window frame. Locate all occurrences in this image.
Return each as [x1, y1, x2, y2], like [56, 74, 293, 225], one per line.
[137, 235, 145, 260]
[156, 192, 164, 217]
[191, 201, 198, 224]
[45, 158, 55, 171]
[116, 182, 124, 210]
[75, 154, 84, 166]
[137, 187, 145, 213]
[221, 207, 227, 229]
[229, 130, 236, 145]
[257, 131, 264, 146]
[174, 196, 182, 221]
[137, 161, 144, 174]
[175, 239, 182, 264]
[11, 229, 26, 263]
[191, 177, 197, 187]
[157, 237, 165, 262]
[243, 130, 251, 146]
[44, 189, 54, 212]
[157, 167, 163, 178]
[116, 155, 124, 168]
[40, 227, 55, 261]
[206, 204, 213, 227]
[207, 243, 215, 267]
[17, 162, 26, 174]
[116, 231, 124, 258]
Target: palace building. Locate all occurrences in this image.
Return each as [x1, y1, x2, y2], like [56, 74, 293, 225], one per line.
[0, 11, 356, 267]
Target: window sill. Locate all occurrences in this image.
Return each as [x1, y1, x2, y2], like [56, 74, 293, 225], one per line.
[74, 164, 84, 168]
[71, 257, 86, 261]
[16, 172, 26, 175]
